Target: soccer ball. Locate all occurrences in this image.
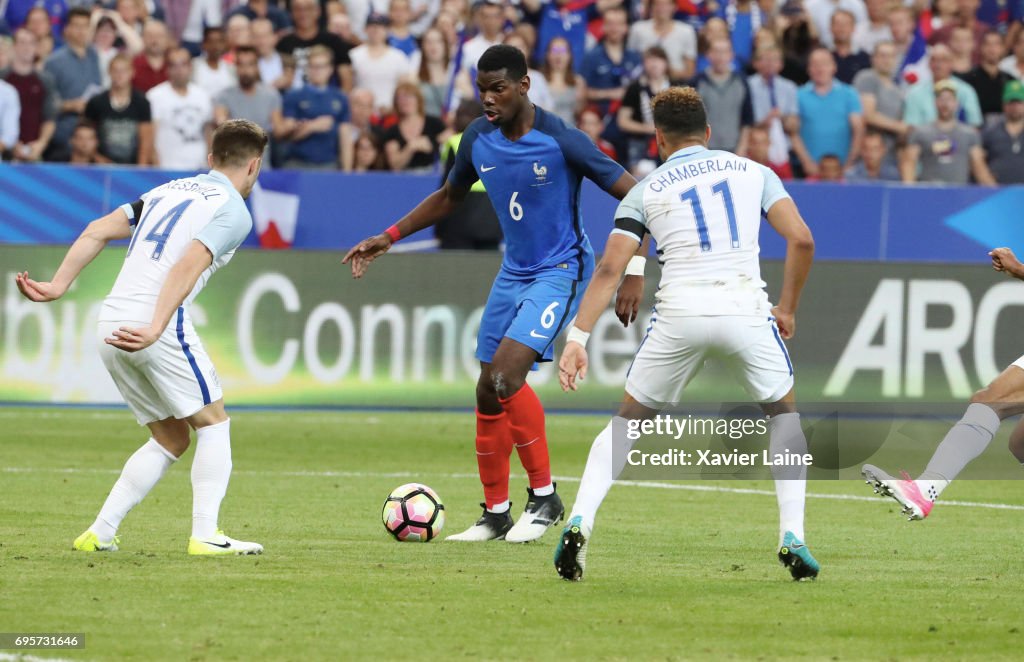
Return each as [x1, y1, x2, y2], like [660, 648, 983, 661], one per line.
[382, 483, 445, 542]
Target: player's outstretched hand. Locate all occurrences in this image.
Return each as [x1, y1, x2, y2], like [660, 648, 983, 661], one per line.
[342, 233, 393, 279]
[559, 342, 589, 392]
[105, 326, 161, 353]
[615, 275, 643, 327]
[990, 247, 1023, 279]
[771, 306, 796, 340]
[14, 272, 65, 302]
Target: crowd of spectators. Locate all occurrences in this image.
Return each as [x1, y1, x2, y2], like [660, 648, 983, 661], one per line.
[0, 0, 1022, 185]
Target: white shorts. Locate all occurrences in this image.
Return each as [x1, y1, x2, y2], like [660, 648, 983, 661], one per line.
[625, 315, 794, 407]
[97, 313, 223, 425]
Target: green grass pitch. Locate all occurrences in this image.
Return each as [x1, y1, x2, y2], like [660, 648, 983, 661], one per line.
[2, 407, 1024, 661]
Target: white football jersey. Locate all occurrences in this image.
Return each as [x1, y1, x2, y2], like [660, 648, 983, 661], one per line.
[613, 145, 791, 316]
[99, 170, 253, 324]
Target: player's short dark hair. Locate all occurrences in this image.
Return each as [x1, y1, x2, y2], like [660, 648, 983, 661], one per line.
[473, 0, 503, 13]
[234, 45, 259, 61]
[203, 25, 224, 40]
[66, 7, 92, 23]
[73, 120, 97, 135]
[211, 119, 268, 168]
[478, 45, 528, 81]
[643, 45, 669, 62]
[650, 86, 707, 140]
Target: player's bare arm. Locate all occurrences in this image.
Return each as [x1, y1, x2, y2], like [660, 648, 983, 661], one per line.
[106, 240, 215, 353]
[14, 209, 132, 303]
[559, 233, 640, 392]
[615, 233, 651, 327]
[606, 171, 647, 327]
[990, 247, 1024, 279]
[342, 180, 470, 279]
[764, 197, 815, 339]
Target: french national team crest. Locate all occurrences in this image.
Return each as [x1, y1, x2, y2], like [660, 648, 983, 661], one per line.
[533, 161, 548, 185]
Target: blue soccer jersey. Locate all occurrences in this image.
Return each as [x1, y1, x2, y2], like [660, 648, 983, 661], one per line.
[447, 106, 626, 282]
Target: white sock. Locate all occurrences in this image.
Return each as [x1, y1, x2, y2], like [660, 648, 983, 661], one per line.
[92, 438, 177, 541]
[569, 417, 631, 531]
[917, 403, 1000, 501]
[487, 500, 510, 514]
[532, 483, 554, 497]
[191, 419, 233, 539]
[769, 413, 807, 547]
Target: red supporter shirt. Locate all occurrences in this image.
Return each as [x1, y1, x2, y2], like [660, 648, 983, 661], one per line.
[132, 54, 168, 93]
[3, 71, 45, 142]
[769, 160, 793, 180]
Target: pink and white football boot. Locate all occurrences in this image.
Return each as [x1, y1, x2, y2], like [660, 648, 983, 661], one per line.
[862, 464, 934, 521]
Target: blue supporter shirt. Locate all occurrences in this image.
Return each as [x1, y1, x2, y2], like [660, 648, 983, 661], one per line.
[447, 106, 626, 280]
[719, 9, 754, 65]
[797, 79, 862, 162]
[580, 42, 643, 115]
[44, 44, 102, 150]
[388, 33, 419, 57]
[4, 0, 67, 42]
[226, 4, 292, 32]
[535, 0, 595, 67]
[282, 84, 350, 164]
[976, 0, 1020, 31]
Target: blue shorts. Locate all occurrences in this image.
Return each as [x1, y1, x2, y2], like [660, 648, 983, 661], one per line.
[476, 273, 586, 364]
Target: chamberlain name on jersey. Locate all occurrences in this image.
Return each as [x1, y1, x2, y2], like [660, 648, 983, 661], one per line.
[100, 170, 253, 324]
[613, 145, 791, 316]
[447, 106, 626, 281]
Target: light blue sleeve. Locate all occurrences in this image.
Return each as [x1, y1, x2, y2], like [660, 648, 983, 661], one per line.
[0, 83, 21, 148]
[614, 179, 646, 223]
[195, 196, 253, 260]
[757, 163, 791, 213]
[611, 179, 647, 242]
[846, 84, 863, 114]
[903, 86, 929, 126]
[961, 84, 983, 127]
[780, 80, 799, 116]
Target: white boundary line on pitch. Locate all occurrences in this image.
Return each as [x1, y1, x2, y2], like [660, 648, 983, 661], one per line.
[4, 467, 1024, 512]
[0, 653, 82, 662]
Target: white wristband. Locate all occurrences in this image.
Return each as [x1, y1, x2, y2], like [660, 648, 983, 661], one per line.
[625, 255, 646, 276]
[566, 326, 591, 348]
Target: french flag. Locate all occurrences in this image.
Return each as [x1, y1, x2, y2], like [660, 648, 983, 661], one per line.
[248, 173, 300, 249]
[898, 28, 929, 86]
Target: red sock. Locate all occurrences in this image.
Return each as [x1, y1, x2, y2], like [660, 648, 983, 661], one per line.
[500, 383, 551, 490]
[475, 410, 513, 509]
